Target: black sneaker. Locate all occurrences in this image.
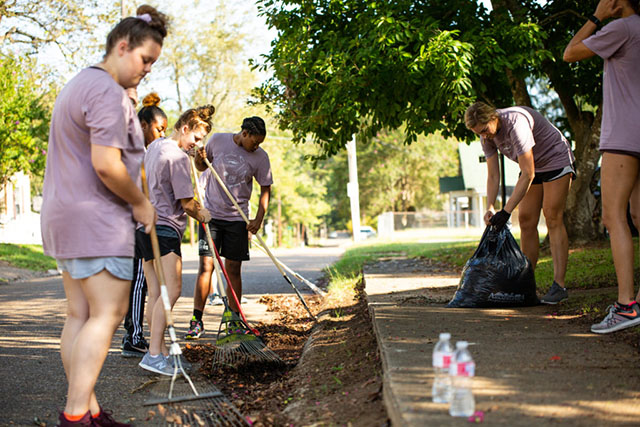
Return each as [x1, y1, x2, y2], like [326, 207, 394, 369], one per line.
[121, 335, 148, 358]
[540, 281, 568, 305]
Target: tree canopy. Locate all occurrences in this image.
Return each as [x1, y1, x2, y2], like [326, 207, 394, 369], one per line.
[0, 55, 49, 187]
[255, 0, 610, 241]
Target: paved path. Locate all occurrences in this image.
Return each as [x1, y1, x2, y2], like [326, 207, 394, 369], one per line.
[364, 265, 640, 426]
[0, 244, 343, 426]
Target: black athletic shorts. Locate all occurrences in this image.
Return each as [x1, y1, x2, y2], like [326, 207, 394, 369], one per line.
[530, 164, 576, 185]
[198, 219, 249, 261]
[135, 225, 182, 261]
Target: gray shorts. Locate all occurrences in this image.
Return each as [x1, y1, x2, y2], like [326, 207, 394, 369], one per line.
[56, 257, 134, 281]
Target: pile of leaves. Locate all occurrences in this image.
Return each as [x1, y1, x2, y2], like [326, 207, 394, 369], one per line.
[181, 284, 388, 426]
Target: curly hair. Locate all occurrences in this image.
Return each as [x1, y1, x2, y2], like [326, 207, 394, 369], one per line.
[174, 105, 215, 134]
[241, 116, 267, 136]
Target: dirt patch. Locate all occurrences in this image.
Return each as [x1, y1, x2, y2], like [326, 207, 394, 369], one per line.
[179, 285, 388, 426]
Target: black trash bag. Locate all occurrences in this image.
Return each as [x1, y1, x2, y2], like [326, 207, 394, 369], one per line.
[447, 226, 539, 308]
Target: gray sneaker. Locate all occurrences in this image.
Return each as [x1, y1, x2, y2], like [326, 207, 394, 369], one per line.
[540, 282, 568, 304]
[166, 354, 192, 371]
[591, 302, 640, 334]
[139, 353, 175, 376]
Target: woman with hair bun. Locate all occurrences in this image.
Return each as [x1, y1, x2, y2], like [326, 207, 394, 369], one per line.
[121, 92, 168, 358]
[137, 105, 215, 375]
[40, 5, 168, 426]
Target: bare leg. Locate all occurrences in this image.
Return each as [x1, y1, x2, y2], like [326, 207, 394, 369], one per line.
[225, 259, 243, 312]
[542, 174, 572, 287]
[601, 152, 640, 305]
[518, 184, 543, 269]
[63, 270, 130, 415]
[630, 181, 640, 301]
[148, 252, 182, 356]
[142, 259, 159, 344]
[193, 256, 214, 313]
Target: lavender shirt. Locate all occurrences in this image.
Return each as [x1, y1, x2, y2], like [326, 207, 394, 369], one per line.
[41, 67, 144, 259]
[481, 107, 575, 172]
[584, 14, 640, 152]
[203, 133, 272, 221]
[144, 138, 194, 238]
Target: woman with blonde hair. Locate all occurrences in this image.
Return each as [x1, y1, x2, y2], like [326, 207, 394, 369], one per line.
[465, 101, 575, 305]
[40, 5, 168, 426]
[137, 105, 215, 375]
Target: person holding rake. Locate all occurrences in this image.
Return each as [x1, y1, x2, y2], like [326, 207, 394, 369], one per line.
[137, 105, 215, 375]
[121, 91, 168, 358]
[40, 5, 167, 426]
[186, 116, 272, 338]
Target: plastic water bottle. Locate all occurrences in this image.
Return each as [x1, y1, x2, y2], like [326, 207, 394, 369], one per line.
[432, 332, 454, 403]
[449, 341, 475, 417]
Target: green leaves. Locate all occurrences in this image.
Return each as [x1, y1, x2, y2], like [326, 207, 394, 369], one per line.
[254, 0, 475, 157]
[0, 55, 50, 187]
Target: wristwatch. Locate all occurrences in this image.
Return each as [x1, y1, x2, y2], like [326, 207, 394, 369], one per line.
[589, 15, 602, 28]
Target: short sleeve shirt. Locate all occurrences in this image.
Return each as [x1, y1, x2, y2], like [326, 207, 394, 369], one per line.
[144, 138, 195, 237]
[481, 106, 574, 172]
[40, 67, 144, 259]
[203, 133, 272, 221]
[583, 14, 640, 152]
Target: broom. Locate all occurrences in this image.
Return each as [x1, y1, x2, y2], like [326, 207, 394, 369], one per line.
[189, 160, 282, 365]
[197, 150, 317, 321]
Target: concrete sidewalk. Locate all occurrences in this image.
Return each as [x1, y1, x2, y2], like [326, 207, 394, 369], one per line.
[364, 264, 640, 426]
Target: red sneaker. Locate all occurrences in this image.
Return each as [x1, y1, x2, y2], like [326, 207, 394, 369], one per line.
[92, 408, 130, 427]
[58, 411, 94, 426]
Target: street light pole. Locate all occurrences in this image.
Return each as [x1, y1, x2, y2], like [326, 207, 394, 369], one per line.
[346, 135, 362, 242]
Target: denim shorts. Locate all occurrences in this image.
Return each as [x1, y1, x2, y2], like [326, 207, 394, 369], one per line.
[57, 256, 134, 281]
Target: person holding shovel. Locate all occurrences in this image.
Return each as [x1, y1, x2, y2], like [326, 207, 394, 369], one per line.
[40, 5, 167, 426]
[464, 102, 575, 305]
[186, 116, 272, 338]
[564, 0, 640, 333]
[136, 105, 214, 375]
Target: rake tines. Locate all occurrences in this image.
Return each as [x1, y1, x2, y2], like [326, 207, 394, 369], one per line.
[211, 337, 283, 366]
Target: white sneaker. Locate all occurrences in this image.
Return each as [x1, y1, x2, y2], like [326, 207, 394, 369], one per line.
[208, 293, 224, 306]
[139, 353, 174, 376]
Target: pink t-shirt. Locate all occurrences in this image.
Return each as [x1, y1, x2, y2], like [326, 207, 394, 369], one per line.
[203, 133, 272, 221]
[584, 14, 640, 152]
[41, 67, 144, 259]
[481, 106, 574, 172]
[144, 138, 195, 237]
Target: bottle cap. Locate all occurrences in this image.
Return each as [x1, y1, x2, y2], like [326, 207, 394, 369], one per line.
[439, 332, 451, 340]
[456, 341, 468, 349]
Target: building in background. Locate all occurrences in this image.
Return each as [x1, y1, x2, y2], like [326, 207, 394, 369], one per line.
[0, 172, 41, 244]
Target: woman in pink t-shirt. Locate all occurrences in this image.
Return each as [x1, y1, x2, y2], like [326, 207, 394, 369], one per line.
[564, 0, 640, 334]
[136, 106, 214, 376]
[40, 6, 168, 426]
[465, 102, 575, 305]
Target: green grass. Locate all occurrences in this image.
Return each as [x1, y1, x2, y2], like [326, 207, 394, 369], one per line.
[0, 243, 57, 271]
[326, 234, 628, 296]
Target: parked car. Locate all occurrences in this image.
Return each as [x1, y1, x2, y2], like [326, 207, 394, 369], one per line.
[359, 225, 377, 239]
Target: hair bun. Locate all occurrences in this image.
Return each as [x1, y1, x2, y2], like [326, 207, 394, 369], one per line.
[135, 4, 168, 38]
[196, 105, 216, 121]
[142, 92, 161, 108]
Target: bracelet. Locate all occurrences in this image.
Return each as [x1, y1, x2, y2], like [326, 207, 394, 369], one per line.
[589, 15, 602, 28]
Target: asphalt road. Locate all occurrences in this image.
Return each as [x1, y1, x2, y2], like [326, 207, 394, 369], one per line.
[180, 243, 346, 297]
[0, 243, 346, 426]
